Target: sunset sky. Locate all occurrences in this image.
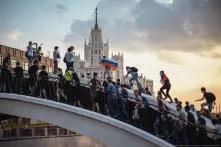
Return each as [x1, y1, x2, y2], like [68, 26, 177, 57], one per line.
[0, 0, 221, 109]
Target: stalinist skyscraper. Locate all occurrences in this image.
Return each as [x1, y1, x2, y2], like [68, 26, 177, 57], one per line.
[76, 8, 123, 81]
[84, 8, 109, 67]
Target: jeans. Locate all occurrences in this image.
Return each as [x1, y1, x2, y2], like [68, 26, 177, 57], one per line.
[107, 95, 118, 117]
[129, 72, 143, 90]
[66, 62, 74, 70]
[15, 77, 23, 94]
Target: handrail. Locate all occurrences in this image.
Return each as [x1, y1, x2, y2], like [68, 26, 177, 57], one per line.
[1, 72, 220, 137]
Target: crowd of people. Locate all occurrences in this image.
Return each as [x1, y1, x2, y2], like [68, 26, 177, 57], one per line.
[0, 41, 221, 145]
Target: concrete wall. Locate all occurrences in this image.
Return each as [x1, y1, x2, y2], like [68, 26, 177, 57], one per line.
[0, 93, 173, 147]
[0, 135, 105, 147]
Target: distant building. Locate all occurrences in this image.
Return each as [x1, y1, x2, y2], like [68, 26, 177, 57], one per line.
[138, 74, 154, 95]
[74, 8, 124, 81]
[0, 44, 53, 72]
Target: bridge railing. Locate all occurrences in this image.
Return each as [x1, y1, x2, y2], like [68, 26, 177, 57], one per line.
[0, 73, 220, 143]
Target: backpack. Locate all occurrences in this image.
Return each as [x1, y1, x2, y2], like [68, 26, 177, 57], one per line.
[130, 67, 138, 72]
[64, 70, 75, 86]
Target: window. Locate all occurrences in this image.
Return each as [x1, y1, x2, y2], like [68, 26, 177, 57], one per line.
[23, 62, 29, 71]
[0, 56, 3, 65]
[91, 50, 93, 54]
[94, 50, 97, 54]
[11, 59, 17, 68]
[48, 68, 53, 73]
[99, 50, 101, 54]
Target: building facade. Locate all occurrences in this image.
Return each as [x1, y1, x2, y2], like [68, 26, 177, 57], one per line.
[0, 44, 53, 72]
[75, 8, 124, 81]
[138, 74, 154, 96]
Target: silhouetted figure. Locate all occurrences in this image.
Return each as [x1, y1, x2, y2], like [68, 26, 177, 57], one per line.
[53, 46, 61, 74]
[64, 46, 75, 70]
[89, 72, 101, 112]
[28, 60, 39, 96]
[160, 71, 173, 103]
[38, 65, 48, 99]
[195, 87, 216, 113]
[14, 62, 24, 94]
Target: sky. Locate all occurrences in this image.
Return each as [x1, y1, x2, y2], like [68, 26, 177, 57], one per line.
[0, 0, 221, 109]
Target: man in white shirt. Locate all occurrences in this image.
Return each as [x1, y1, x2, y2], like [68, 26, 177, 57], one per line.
[53, 46, 61, 74]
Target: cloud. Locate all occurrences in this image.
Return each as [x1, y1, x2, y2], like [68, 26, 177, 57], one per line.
[64, 0, 221, 59]
[8, 29, 23, 41]
[56, 4, 67, 12]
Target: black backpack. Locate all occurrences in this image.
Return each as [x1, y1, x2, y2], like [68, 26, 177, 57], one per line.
[130, 67, 138, 72]
[205, 92, 216, 103]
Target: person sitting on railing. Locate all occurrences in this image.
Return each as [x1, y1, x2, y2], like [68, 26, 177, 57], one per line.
[38, 65, 48, 99]
[56, 68, 67, 102]
[72, 72, 82, 108]
[211, 119, 221, 144]
[88, 72, 101, 113]
[185, 105, 196, 145]
[14, 61, 24, 94]
[0, 62, 12, 93]
[28, 60, 39, 96]
[106, 77, 118, 118]
[159, 71, 173, 103]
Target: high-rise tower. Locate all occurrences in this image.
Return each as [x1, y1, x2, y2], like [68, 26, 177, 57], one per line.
[84, 8, 109, 67]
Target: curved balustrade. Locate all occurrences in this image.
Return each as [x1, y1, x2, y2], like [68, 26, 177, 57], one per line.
[0, 73, 220, 146]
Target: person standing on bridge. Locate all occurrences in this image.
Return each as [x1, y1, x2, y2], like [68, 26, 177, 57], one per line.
[73, 72, 82, 108]
[0, 61, 12, 93]
[28, 60, 39, 96]
[53, 46, 61, 74]
[64, 46, 75, 70]
[14, 62, 24, 94]
[56, 68, 67, 102]
[89, 72, 101, 113]
[159, 71, 173, 103]
[38, 65, 49, 99]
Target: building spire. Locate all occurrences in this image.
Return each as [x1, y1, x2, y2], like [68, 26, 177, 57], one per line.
[95, 7, 98, 28]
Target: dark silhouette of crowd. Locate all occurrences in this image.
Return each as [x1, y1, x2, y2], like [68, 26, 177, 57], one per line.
[0, 42, 221, 146]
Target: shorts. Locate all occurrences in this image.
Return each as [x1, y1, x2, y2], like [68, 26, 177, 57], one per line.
[29, 76, 37, 87]
[91, 91, 100, 103]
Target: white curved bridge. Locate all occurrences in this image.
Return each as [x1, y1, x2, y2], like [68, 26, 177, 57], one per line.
[0, 93, 173, 147]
